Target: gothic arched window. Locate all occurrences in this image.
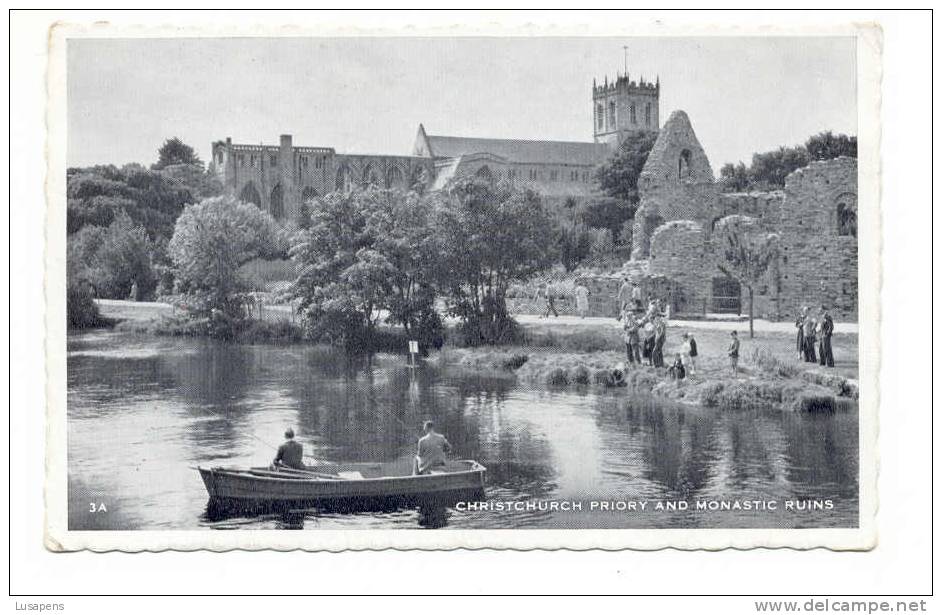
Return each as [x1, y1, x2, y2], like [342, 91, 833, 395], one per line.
[336, 165, 350, 191]
[608, 100, 616, 127]
[645, 103, 652, 126]
[386, 166, 405, 189]
[630, 104, 636, 124]
[362, 164, 380, 187]
[678, 149, 692, 180]
[596, 104, 604, 130]
[270, 184, 284, 220]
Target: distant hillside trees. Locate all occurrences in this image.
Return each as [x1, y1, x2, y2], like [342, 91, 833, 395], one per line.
[720, 131, 856, 192]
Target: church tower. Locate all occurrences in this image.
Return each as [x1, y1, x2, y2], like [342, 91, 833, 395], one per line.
[592, 72, 660, 150]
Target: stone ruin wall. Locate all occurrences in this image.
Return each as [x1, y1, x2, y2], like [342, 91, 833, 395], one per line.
[775, 157, 858, 321]
[647, 221, 712, 315]
[715, 191, 785, 232]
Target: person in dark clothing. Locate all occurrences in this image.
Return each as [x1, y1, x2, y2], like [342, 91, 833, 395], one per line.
[539, 283, 559, 318]
[728, 330, 740, 371]
[273, 428, 305, 470]
[818, 306, 835, 367]
[795, 307, 807, 360]
[642, 330, 655, 366]
[668, 354, 686, 381]
[682, 332, 698, 376]
[652, 316, 667, 368]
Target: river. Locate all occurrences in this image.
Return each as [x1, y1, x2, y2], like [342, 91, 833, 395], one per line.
[67, 330, 858, 530]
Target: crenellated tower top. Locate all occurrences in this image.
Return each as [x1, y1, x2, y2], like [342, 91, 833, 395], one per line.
[592, 71, 660, 150]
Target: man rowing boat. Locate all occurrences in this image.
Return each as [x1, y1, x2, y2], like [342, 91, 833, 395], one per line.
[413, 420, 452, 475]
[272, 428, 305, 470]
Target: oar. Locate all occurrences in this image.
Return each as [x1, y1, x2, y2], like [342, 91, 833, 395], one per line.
[265, 466, 345, 480]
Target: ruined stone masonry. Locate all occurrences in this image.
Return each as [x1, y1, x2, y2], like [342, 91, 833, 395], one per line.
[607, 109, 858, 322]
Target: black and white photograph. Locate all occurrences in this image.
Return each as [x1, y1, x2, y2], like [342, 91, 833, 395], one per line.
[41, 21, 882, 553]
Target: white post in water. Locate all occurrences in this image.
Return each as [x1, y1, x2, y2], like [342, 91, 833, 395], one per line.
[408, 340, 419, 368]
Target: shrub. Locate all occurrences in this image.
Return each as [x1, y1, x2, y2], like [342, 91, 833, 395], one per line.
[67, 281, 109, 328]
[502, 353, 529, 370]
[546, 367, 569, 386]
[571, 365, 590, 384]
[751, 346, 799, 378]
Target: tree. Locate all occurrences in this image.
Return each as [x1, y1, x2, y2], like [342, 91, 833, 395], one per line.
[715, 216, 779, 339]
[68, 213, 157, 300]
[719, 131, 856, 192]
[153, 137, 203, 170]
[363, 190, 443, 347]
[291, 188, 444, 350]
[290, 189, 386, 348]
[168, 195, 281, 316]
[556, 223, 592, 272]
[67, 165, 199, 239]
[578, 196, 633, 242]
[749, 146, 810, 190]
[159, 162, 224, 199]
[805, 131, 857, 161]
[594, 130, 659, 207]
[432, 178, 556, 345]
[719, 161, 750, 192]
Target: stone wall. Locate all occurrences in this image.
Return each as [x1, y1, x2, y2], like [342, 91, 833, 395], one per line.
[775, 157, 858, 320]
[648, 221, 712, 315]
[715, 191, 785, 233]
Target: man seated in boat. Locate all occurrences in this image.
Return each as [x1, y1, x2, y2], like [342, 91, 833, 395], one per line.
[272, 428, 305, 470]
[413, 420, 452, 475]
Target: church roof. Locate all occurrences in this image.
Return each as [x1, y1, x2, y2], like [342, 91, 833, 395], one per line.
[424, 134, 610, 166]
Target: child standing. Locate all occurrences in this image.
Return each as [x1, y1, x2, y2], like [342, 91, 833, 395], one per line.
[668, 354, 686, 381]
[728, 330, 740, 371]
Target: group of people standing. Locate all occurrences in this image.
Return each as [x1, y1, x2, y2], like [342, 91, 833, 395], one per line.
[616, 278, 710, 380]
[795, 305, 835, 368]
[536, 282, 592, 319]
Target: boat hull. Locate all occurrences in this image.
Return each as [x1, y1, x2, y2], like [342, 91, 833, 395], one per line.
[198, 460, 486, 515]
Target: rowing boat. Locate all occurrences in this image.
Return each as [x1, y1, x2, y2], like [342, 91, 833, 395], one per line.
[197, 458, 486, 514]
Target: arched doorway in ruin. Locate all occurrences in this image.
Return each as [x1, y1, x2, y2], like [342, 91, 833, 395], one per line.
[712, 276, 742, 314]
[239, 182, 262, 207]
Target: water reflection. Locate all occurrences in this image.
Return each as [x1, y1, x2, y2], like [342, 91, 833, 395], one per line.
[67, 330, 858, 531]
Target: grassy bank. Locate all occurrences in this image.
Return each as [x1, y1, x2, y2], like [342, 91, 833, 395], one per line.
[435, 324, 859, 413]
[100, 299, 858, 411]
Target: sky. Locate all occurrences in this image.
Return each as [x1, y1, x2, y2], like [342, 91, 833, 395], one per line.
[67, 36, 856, 172]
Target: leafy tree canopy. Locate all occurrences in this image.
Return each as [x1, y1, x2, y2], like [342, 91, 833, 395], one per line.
[168, 195, 281, 315]
[153, 137, 203, 170]
[720, 131, 856, 192]
[431, 178, 556, 345]
[594, 130, 659, 207]
[67, 161, 223, 239]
